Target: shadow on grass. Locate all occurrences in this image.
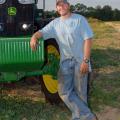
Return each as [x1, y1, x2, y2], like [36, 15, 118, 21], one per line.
[89, 75, 120, 111]
[88, 48, 120, 111]
[0, 96, 70, 120]
[91, 48, 120, 69]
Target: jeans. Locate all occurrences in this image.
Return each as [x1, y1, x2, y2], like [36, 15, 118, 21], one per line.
[58, 58, 95, 120]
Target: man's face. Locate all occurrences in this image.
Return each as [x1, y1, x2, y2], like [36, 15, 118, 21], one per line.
[56, 2, 70, 16]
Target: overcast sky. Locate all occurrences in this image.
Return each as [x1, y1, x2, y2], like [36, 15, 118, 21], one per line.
[37, 0, 120, 10]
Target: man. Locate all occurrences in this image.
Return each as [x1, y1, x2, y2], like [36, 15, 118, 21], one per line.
[30, 0, 97, 120]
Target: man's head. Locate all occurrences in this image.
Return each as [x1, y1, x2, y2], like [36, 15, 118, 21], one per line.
[56, 0, 69, 6]
[56, 0, 70, 16]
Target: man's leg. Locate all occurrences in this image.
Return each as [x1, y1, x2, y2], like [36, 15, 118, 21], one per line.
[74, 61, 96, 120]
[58, 59, 95, 120]
[74, 62, 88, 104]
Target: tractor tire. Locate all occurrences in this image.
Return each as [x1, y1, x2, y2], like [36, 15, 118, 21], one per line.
[40, 39, 62, 104]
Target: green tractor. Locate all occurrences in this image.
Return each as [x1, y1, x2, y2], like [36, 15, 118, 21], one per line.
[0, 0, 61, 104]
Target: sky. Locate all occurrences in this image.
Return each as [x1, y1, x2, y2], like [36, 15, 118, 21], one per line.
[37, 0, 120, 10]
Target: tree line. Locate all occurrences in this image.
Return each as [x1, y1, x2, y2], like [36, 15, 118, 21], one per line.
[44, 3, 120, 21]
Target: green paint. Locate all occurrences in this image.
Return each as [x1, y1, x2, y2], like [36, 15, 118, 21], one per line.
[8, 7, 17, 16]
[0, 36, 60, 82]
[0, 37, 44, 72]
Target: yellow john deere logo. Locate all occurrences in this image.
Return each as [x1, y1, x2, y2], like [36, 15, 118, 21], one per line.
[8, 7, 17, 16]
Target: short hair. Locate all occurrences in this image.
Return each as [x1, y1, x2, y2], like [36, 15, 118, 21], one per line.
[56, 0, 69, 6]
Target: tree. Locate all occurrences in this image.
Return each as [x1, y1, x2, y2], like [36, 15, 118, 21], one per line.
[112, 9, 120, 21]
[94, 5, 103, 20]
[70, 5, 75, 12]
[74, 3, 87, 15]
[86, 7, 96, 17]
[102, 5, 113, 21]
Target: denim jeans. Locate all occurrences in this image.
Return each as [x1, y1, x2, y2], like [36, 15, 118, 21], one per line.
[58, 58, 95, 120]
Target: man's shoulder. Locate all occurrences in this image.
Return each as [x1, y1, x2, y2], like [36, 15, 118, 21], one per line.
[48, 17, 60, 27]
[52, 17, 60, 23]
[72, 13, 85, 20]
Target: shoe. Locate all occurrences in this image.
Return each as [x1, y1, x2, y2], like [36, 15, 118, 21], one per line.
[92, 116, 98, 120]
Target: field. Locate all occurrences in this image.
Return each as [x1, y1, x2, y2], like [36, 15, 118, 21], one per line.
[0, 19, 120, 120]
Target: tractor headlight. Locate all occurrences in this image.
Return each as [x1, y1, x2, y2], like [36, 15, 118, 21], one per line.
[22, 23, 31, 31]
[22, 24, 28, 30]
[0, 0, 5, 4]
[0, 23, 4, 32]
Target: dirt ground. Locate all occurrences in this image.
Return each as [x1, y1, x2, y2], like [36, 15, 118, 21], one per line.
[1, 81, 120, 120]
[96, 106, 120, 120]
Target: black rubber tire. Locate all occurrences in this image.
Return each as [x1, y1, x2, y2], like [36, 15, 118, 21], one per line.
[39, 75, 61, 104]
[40, 39, 62, 104]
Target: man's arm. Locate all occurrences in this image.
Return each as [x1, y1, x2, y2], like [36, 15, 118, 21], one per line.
[30, 20, 55, 51]
[30, 31, 43, 51]
[80, 39, 92, 74]
[83, 38, 92, 60]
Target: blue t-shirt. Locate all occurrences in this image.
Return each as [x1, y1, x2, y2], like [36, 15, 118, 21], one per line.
[39, 13, 93, 69]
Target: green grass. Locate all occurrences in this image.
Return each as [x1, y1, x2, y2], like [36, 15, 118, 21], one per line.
[91, 48, 120, 68]
[0, 95, 70, 120]
[88, 20, 120, 111]
[89, 19, 116, 39]
[0, 19, 120, 119]
[89, 68, 120, 110]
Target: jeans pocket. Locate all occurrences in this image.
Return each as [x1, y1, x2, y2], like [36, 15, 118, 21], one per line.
[60, 59, 73, 75]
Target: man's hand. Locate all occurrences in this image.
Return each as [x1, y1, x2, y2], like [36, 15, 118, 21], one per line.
[80, 62, 89, 74]
[30, 31, 42, 51]
[30, 36, 38, 51]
